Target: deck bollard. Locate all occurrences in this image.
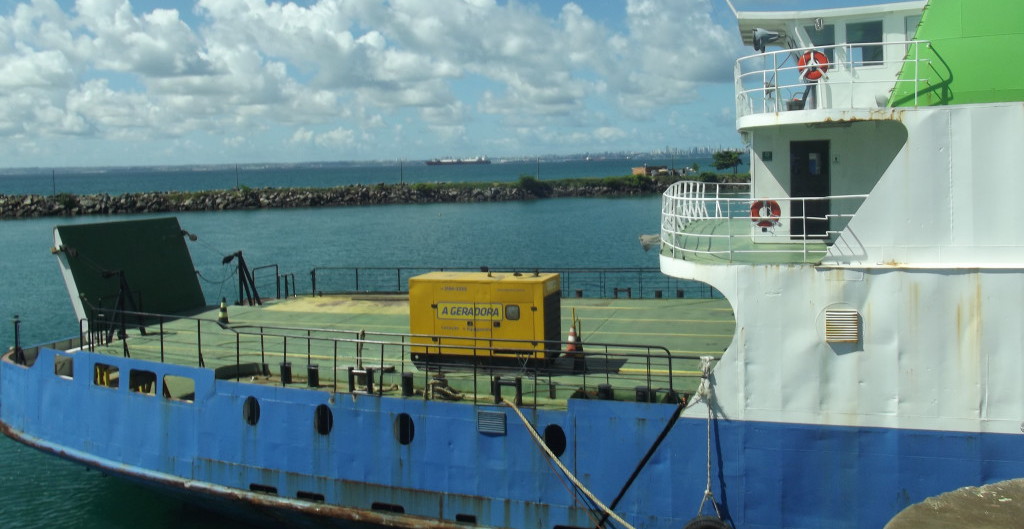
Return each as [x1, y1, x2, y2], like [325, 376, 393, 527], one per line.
[401, 372, 414, 397]
[280, 361, 292, 385]
[307, 364, 319, 388]
[635, 386, 652, 402]
[492, 376, 523, 405]
[598, 383, 614, 400]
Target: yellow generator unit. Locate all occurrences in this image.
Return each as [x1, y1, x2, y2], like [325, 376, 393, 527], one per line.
[409, 271, 562, 364]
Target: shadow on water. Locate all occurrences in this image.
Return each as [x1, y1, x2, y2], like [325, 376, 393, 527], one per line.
[0, 437, 258, 529]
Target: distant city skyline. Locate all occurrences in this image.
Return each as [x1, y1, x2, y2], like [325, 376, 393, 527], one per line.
[1, 0, 884, 169]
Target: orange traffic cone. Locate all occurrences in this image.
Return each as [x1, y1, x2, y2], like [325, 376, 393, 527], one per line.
[567, 325, 578, 353]
[218, 297, 229, 324]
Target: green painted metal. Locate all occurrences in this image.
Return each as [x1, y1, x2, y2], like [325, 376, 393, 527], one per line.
[891, 0, 1024, 107]
[57, 218, 206, 316]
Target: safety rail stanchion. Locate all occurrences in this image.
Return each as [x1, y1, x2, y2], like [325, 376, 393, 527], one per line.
[259, 327, 265, 366]
[378, 341, 385, 397]
[332, 341, 338, 393]
[423, 347, 430, 401]
[159, 318, 165, 363]
[399, 336, 407, 382]
[646, 353, 652, 391]
[196, 319, 205, 367]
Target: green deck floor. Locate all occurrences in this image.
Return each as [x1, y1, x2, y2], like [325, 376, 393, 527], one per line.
[86, 294, 735, 406]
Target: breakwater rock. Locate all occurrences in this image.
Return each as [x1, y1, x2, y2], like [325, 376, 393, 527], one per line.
[0, 179, 670, 219]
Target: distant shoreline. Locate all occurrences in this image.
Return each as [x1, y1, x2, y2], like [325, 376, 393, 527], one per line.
[0, 173, 750, 220]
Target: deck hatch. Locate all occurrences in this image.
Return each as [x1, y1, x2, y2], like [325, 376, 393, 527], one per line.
[477, 410, 507, 435]
[825, 310, 860, 343]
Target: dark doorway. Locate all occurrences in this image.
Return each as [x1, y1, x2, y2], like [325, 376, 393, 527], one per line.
[790, 140, 830, 239]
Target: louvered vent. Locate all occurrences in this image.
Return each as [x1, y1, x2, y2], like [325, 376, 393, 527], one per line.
[825, 310, 860, 343]
[477, 410, 507, 435]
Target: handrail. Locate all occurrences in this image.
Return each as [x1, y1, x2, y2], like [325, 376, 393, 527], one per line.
[76, 304, 702, 406]
[661, 180, 867, 263]
[308, 266, 718, 300]
[735, 40, 930, 117]
[252, 264, 280, 299]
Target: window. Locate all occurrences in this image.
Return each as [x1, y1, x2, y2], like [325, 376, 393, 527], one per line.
[394, 413, 415, 445]
[93, 363, 119, 389]
[129, 370, 157, 396]
[54, 354, 74, 379]
[543, 424, 567, 458]
[163, 375, 195, 402]
[314, 404, 334, 435]
[905, 15, 922, 41]
[847, 21, 883, 66]
[504, 304, 520, 321]
[243, 396, 261, 425]
[804, 24, 835, 63]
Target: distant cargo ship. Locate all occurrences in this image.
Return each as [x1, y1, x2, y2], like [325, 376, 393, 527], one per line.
[425, 156, 490, 165]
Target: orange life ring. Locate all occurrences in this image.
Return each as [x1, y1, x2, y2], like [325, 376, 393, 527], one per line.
[750, 200, 781, 228]
[798, 50, 829, 80]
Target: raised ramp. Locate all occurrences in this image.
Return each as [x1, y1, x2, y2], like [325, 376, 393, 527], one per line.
[54, 218, 206, 322]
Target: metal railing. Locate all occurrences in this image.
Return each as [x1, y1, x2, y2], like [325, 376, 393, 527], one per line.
[735, 40, 931, 117]
[310, 266, 719, 300]
[71, 305, 703, 407]
[661, 180, 867, 263]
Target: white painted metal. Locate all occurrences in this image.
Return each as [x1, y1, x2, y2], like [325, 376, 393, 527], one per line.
[662, 1, 1024, 441]
[735, 40, 930, 118]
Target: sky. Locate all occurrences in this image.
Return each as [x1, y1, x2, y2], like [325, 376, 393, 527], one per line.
[0, 0, 889, 168]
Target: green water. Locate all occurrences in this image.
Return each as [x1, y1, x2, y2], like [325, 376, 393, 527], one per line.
[0, 196, 662, 527]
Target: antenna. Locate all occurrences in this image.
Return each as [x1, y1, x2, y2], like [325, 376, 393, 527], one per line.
[722, 0, 738, 18]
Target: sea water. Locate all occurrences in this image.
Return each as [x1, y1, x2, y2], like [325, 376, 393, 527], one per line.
[0, 161, 686, 527]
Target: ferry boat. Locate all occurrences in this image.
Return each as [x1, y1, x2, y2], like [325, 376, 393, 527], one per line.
[425, 156, 491, 165]
[3, 1, 1023, 528]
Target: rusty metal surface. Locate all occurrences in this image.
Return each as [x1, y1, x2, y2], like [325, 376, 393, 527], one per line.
[0, 419, 498, 529]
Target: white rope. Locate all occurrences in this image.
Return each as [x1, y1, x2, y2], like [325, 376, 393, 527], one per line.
[501, 399, 638, 529]
[696, 355, 722, 518]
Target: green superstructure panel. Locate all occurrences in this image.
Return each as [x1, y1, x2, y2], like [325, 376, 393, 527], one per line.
[56, 217, 206, 316]
[891, 0, 1024, 107]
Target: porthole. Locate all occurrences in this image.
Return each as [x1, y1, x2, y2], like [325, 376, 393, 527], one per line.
[394, 413, 415, 445]
[242, 396, 260, 426]
[314, 404, 334, 435]
[543, 424, 567, 458]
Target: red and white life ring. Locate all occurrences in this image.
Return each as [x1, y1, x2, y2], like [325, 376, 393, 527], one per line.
[798, 50, 829, 80]
[750, 200, 781, 228]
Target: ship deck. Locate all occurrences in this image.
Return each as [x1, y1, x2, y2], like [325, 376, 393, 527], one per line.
[75, 294, 735, 408]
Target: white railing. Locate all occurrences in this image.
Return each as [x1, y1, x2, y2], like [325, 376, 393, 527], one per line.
[735, 40, 930, 118]
[661, 181, 867, 263]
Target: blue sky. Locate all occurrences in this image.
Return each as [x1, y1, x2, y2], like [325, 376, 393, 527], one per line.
[0, 0, 892, 168]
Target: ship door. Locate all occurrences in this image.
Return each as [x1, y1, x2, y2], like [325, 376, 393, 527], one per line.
[790, 140, 830, 239]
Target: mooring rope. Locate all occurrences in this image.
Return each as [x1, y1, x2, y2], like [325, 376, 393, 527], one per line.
[501, 399, 637, 529]
[696, 355, 723, 519]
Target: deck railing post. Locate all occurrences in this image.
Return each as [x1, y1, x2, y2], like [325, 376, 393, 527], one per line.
[196, 319, 205, 367]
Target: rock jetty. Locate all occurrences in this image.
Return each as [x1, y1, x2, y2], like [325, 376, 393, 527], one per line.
[0, 178, 671, 219]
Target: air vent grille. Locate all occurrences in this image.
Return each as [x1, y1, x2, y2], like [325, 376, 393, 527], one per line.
[477, 410, 507, 435]
[825, 310, 860, 343]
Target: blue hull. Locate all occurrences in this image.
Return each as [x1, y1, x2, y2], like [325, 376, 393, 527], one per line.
[3, 347, 1021, 529]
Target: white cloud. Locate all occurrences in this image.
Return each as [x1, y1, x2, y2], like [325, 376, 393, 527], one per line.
[0, 0, 744, 166]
